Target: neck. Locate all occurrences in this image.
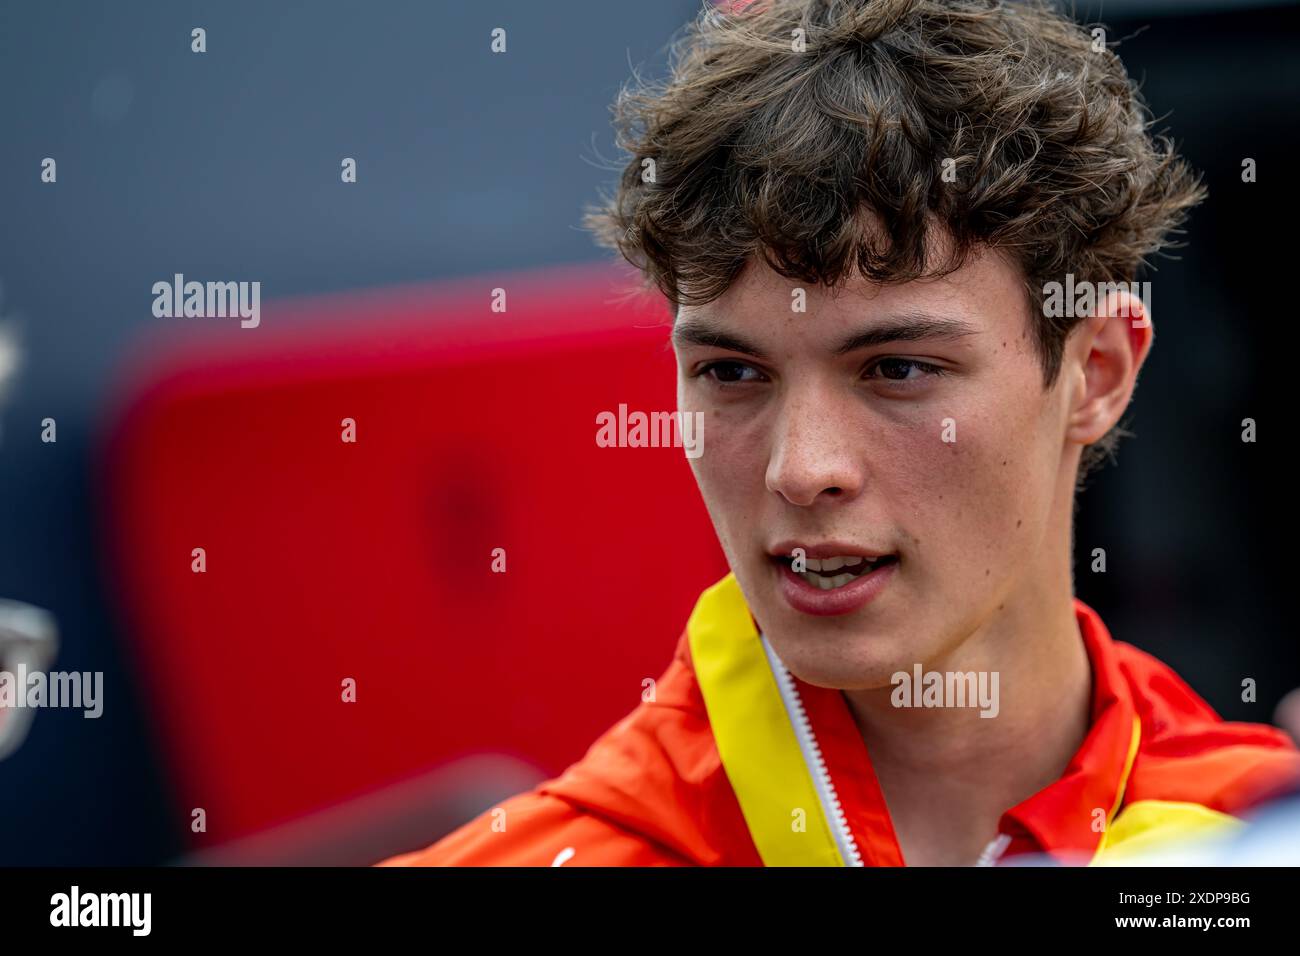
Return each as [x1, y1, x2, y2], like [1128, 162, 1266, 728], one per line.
[841, 521, 1092, 864]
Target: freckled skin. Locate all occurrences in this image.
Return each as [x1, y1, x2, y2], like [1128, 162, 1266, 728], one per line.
[675, 247, 1081, 691]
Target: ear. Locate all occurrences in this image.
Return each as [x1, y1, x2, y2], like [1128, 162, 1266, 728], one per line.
[1064, 289, 1153, 447]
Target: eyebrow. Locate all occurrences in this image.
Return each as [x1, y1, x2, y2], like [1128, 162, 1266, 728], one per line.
[670, 321, 771, 359]
[671, 310, 979, 358]
[829, 312, 979, 355]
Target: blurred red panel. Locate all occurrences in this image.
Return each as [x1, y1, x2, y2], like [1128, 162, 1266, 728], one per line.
[99, 264, 726, 847]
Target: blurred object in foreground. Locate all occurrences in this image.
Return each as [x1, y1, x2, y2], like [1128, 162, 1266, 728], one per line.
[100, 263, 727, 861]
[180, 753, 545, 866]
[1274, 687, 1300, 747]
[0, 600, 59, 762]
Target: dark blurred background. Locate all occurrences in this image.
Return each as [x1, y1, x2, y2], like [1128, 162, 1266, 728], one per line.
[0, 0, 1296, 864]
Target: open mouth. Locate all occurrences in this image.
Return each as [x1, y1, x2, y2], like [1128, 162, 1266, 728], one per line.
[775, 553, 899, 590]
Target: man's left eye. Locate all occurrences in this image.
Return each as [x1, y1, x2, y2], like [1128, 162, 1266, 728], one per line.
[867, 358, 943, 381]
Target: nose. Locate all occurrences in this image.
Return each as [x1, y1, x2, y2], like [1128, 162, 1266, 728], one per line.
[765, 388, 865, 507]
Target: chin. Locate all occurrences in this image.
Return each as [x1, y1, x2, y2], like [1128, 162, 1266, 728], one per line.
[760, 626, 911, 692]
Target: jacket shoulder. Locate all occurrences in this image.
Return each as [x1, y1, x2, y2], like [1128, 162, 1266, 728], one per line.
[531, 629, 759, 865]
[376, 789, 690, 867]
[1113, 640, 1300, 814]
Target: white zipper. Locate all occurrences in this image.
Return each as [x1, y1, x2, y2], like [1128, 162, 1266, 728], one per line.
[759, 634, 864, 867]
[760, 634, 1014, 868]
[975, 832, 1012, 867]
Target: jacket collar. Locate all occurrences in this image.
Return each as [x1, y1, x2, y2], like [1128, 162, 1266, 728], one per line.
[689, 573, 1141, 865]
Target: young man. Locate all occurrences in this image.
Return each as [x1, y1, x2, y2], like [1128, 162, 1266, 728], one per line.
[381, 0, 1300, 866]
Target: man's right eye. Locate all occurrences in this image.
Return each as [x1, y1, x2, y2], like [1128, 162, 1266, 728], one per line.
[698, 360, 765, 384]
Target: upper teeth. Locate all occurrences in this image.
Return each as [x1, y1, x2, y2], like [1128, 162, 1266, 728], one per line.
[803, 556, 866, 572]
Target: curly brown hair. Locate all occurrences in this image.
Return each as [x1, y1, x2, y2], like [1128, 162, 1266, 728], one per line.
[583, 0, 1206, 479]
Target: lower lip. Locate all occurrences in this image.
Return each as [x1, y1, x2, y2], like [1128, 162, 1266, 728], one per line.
[775, 558, 897, 616]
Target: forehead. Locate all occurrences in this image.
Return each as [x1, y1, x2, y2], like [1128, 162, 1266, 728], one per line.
[677, 245, 1029, 334]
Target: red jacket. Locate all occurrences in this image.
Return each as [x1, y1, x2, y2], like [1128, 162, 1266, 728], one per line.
[379, 574, 1300, 866]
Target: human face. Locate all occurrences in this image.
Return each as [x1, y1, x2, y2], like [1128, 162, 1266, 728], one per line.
[673, 248, 1077, 690]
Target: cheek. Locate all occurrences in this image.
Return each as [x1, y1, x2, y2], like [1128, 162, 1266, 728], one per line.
[882, 388, 1051, 572]
[687, 406, 763, 513]
[679, 380, 751, 554]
